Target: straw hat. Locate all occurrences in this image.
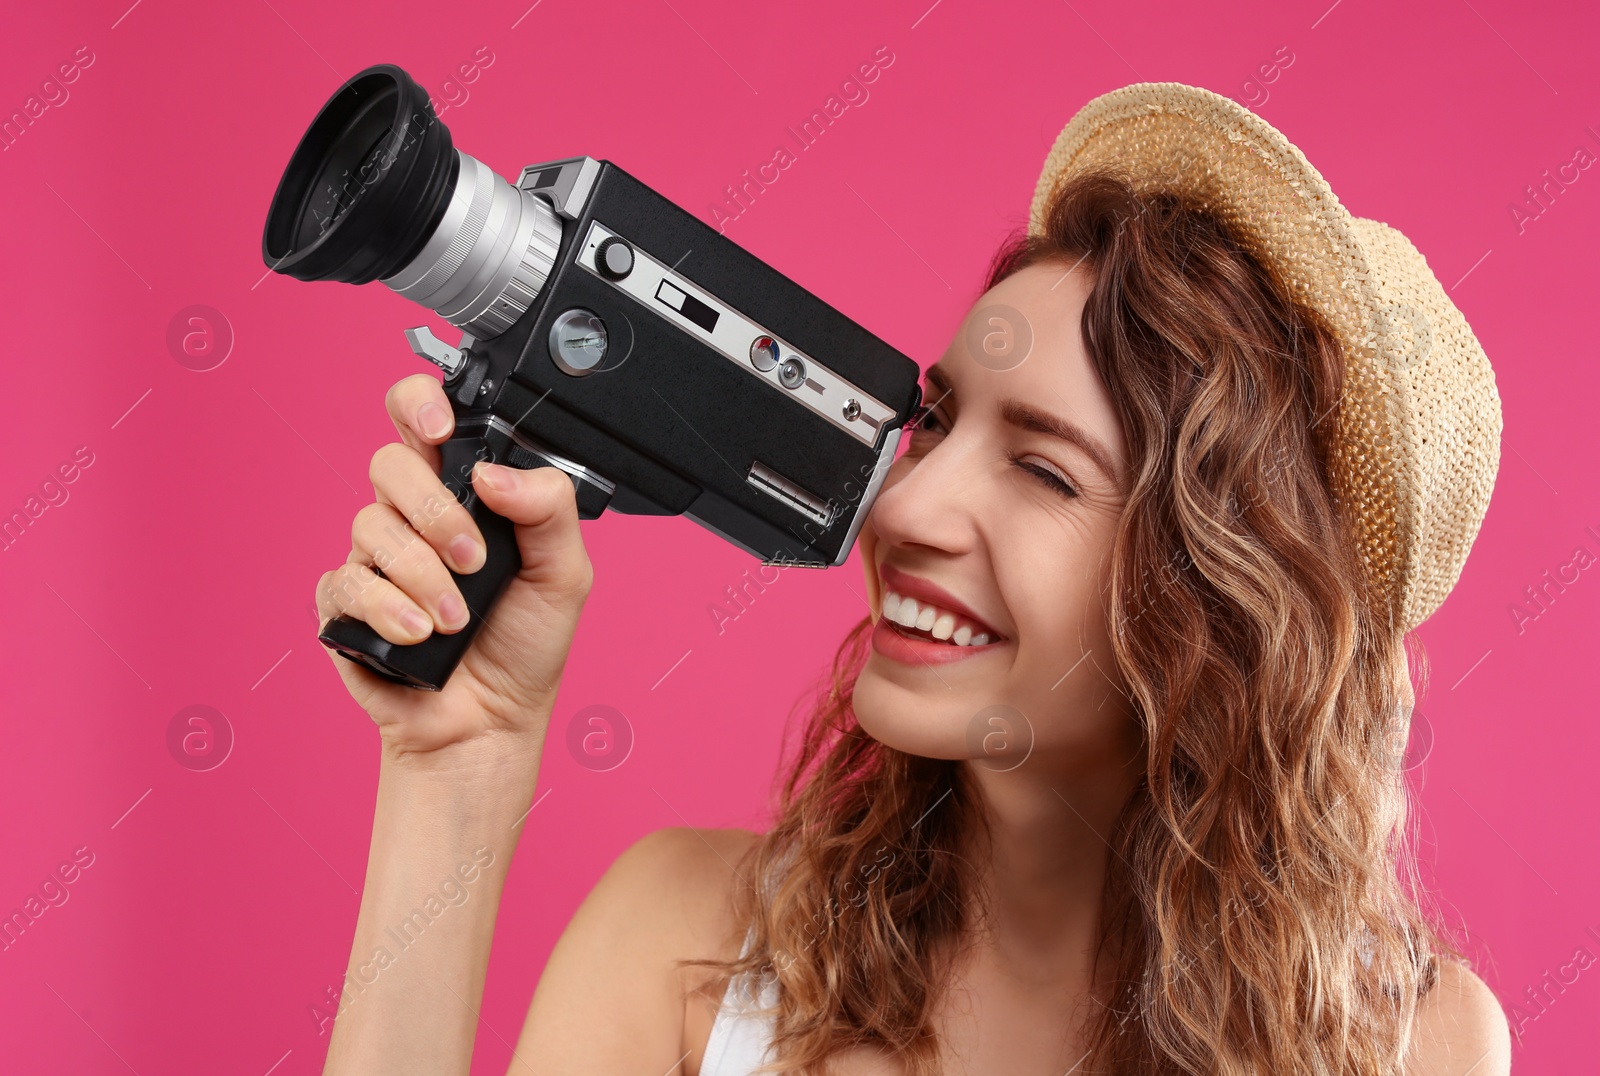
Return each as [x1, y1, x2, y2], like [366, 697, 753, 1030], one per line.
[1029, 83, 1502, 634]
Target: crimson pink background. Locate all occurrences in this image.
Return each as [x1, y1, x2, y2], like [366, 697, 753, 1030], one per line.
[2, 0, 1596, 1071]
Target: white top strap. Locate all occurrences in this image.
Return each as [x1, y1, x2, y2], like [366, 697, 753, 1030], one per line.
[700, 959, 780, 1075]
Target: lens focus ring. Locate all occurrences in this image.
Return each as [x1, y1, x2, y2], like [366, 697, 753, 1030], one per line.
[382, 151, 563, 339]
[381, 153, 493, 304]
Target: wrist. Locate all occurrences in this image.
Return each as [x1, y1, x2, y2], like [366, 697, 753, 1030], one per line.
[379, 727, 544, 792]
[370, 731, 545, 868]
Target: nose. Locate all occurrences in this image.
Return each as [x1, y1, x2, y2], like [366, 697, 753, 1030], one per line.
[866, 432, 982, 559]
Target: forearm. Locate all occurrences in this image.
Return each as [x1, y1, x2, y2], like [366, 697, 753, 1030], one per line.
[323, 732, 544, 1076]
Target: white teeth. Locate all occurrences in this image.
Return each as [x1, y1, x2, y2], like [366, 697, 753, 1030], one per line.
[894, 598, 922, 628]
[879, 587, 1000, 646]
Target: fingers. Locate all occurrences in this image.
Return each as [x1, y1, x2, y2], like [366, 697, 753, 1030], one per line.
[350, 502, 472, 634]
[313, 466, 479, 649]
[470, 463, 594, 597]
[316, 561, 437, 645]
[369, 442, 486, 575]
[384, 373, 454, 471]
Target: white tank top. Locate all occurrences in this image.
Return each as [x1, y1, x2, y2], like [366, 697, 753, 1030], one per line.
[700, 935, 779, 1075]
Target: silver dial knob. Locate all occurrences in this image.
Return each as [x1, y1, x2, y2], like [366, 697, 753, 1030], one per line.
[778, 356, 807, 389]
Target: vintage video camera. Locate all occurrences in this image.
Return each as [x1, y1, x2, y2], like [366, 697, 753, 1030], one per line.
[262, 64, 922, 690]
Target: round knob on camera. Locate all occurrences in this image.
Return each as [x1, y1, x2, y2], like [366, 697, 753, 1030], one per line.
[778, 356, 807, 389]
[595, 237, 634, 280]
[549, 308, 609, 376]
[749, 335, 779, 372]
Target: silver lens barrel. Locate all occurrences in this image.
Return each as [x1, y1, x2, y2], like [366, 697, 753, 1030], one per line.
[382, 151, 563, 339]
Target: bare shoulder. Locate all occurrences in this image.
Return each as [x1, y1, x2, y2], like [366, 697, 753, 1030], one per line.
[601, 825, 763, 961]
[513, 826, 761, 1072]
[1405, 960, 1512, 1075]
[542, 824, 760, 974]
[607, 825, 762, 907]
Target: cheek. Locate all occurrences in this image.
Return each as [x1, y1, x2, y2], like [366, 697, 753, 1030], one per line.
[1003, 517, 1105, 631]
[1001, 547, 1122, 706]
[1015, 598, 1097, 697]
[857, 513, 881, 615]
[1019, 572, 1113, 657]
[854, 455, 919, 616]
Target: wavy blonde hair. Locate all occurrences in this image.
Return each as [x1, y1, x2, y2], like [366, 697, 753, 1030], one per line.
[684, 170, 1455, 1074]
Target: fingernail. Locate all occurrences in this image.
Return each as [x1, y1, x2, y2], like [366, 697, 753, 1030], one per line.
[475, 462, 513, 492]
[438, 591, 467, 628]
[400, 606, 432, 637]
[449, 533, 485, 573]
[418, 402, 451, 439]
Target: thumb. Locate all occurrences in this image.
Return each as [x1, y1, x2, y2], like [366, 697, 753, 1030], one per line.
[470, 462, 593, 594]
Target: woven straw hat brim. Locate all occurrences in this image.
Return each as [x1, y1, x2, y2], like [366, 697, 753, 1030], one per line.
[1028, 83, 1503, 633]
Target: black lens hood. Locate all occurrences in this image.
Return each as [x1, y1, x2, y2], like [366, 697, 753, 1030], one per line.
[262, 64, 459, 284]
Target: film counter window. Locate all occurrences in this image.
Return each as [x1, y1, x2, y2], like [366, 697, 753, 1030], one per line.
[654, 279, 721, 333]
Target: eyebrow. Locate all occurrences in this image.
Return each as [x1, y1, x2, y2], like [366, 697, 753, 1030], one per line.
[925, 363, 1124, 489]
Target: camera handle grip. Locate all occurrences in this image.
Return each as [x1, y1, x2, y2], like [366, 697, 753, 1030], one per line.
[318, 422, 611, 691]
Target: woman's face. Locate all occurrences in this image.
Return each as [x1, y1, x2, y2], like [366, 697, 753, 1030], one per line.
[854, 260, 1140, 776]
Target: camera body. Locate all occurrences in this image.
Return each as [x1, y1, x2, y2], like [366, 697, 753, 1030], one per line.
[451, 154, 918, 568]
[263, 65, 921, 689]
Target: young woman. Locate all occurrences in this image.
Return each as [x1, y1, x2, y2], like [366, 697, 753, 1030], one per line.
[313, 85, 1511, 1074]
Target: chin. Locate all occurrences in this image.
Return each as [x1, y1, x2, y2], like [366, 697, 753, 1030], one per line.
[850, 662, 979, 761]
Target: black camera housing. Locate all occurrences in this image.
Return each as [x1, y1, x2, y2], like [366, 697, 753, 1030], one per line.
[475, 159, 920, 563]
[264, 65, 921, 690]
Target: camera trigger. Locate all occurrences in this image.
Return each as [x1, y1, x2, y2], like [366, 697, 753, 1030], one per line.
[404, 326, 467, 378]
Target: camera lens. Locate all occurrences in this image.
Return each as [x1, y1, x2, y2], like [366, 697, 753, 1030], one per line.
[262, 65, 458, 284]
[262, 64, 564, 339]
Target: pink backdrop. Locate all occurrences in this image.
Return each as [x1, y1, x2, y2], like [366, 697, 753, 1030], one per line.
[2, 0, 1595, 1071]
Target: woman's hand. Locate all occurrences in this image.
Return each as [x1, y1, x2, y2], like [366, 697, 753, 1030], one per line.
[315, 373, 594, 761]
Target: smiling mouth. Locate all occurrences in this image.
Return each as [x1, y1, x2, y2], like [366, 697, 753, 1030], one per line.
[880, 589, 1002, 647]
